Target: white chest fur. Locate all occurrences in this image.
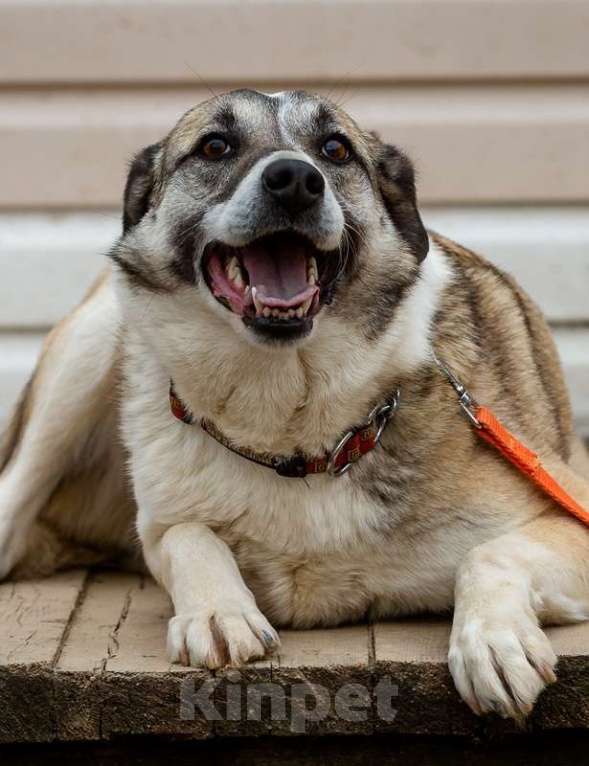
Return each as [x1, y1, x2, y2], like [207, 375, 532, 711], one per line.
[119, 245, 462, 625]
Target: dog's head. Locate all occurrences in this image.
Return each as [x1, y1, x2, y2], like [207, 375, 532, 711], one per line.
[112, 89, 428, 346]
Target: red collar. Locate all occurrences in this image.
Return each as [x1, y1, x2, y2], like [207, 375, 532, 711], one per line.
[169, 383, 400, 478]
[171, 360, 589, 527]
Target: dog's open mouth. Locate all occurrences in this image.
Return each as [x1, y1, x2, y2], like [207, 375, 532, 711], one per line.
[202, 231, 338, 340]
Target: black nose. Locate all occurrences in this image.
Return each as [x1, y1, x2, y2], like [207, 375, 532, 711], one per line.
[262, 159, 325, 216]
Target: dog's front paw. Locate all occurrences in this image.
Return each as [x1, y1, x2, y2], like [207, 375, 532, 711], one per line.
[448, 612, 557, 720]
[167, 601, 280, 669]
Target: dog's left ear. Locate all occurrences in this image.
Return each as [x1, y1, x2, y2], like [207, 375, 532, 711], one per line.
[374, 141, 429, 263]
[122, 142, 163, 234]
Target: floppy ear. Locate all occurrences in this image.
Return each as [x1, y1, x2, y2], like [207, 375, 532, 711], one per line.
[122, 142, 162, 233]
[375, 142, 429, 263]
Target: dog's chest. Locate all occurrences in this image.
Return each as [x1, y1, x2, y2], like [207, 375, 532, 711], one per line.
[128, 410, 461, 625]
[122, 339, 473, 627]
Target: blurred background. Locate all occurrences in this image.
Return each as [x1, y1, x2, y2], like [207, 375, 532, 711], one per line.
[0, 0, 587, 435]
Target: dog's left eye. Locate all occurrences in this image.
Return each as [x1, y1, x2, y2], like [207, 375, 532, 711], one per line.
[321, 135, 351, 163]
[198, 134, 232, 160]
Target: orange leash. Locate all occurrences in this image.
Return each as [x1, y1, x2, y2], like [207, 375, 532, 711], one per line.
[435, 356, 589, 527]
[475, 405, 589, 526]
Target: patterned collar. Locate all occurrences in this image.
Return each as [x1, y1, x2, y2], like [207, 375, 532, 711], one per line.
[169, 383, 400, 478]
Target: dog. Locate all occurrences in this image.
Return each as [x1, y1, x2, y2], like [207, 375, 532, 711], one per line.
[1, 89, 588, 721]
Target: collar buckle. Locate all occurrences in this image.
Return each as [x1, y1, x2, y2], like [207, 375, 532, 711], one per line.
[273, 454, 309, 478]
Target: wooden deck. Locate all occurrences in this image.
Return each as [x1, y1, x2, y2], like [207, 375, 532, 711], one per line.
[1, 569, 589, 744]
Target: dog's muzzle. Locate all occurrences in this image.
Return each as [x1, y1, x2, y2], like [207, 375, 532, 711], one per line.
[202, 230, 343, 342]
[200, 151, 346, 343]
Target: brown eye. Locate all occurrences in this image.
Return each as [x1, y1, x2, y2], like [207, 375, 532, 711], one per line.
[322, 136, 351, 163]
[199, 135, 231, 160]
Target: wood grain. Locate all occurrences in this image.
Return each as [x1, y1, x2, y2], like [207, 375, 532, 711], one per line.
[0, 571, 588, 741]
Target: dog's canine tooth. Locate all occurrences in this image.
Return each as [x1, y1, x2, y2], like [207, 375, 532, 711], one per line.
[252, 287, 264, 315]
[301, 297, 312, 315]
[307, 256, 318, 285]
[295, 306, 304, 319]
[226, 256, 244, 288]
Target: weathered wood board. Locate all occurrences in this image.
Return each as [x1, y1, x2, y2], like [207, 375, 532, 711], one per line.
[0, 571, 588, 744]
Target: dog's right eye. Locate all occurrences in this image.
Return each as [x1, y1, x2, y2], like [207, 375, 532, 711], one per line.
[198, 134, 232, 160]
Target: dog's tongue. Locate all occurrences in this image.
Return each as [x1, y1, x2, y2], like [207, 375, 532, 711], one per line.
[242, 239, 315, 308]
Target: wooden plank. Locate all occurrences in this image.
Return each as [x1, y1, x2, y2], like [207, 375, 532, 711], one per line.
[374, 618, 449, 665]
[1, 85, 589, 207]
[0, 570, 588, 741]
[53, 574, 211, 740]
[54, 571, 142, 741]
[0, 1, 588, 84]
[0, 569, 86, 667]
[56, 571, 142, 674]
[103, 576, 171, 674]
[276, 626, 371, 669]
[372, 618, 472, 735]
[267, 626, 373, 735]
[99, 577, 212, 739]
[0, 569, 87, 743]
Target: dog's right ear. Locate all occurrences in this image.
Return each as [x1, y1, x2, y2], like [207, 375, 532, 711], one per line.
[122, 142, 162, 233]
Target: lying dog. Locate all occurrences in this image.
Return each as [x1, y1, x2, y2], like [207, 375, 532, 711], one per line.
[1, 89, 588, 721]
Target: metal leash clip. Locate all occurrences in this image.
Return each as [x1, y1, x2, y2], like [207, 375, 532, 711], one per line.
[432, 354, 481, 428]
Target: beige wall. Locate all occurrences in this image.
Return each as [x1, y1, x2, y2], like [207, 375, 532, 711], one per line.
[0, 0, 588, 430]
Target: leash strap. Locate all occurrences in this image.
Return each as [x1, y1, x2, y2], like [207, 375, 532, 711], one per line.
[475, 405, 589, 526]
[436, 356, 589, 527]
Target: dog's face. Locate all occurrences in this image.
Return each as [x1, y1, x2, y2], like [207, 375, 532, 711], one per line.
[112, 89, 428, 345]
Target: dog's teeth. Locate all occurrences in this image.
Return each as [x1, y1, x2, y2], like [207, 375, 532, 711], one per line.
[226, 256, 238, 279]
[307, 256, 318, 285]
[287, 309, 295, 319]
[226, 256, 244, 289]
[295, 307, 304, 319]
[272, 309, 280, 318]
[252, 287, 264, 315]
[301, 297, 312, 315]
[262, 307, 271, 318]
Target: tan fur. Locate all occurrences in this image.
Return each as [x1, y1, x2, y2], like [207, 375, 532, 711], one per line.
[0, 270, 136, 578]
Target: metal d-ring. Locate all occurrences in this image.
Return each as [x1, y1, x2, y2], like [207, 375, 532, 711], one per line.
[326, 390, 400, 477]
[372, 389, 400, 444]
[326, 429, 355, 476]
